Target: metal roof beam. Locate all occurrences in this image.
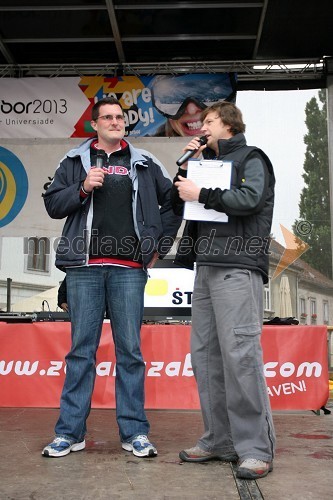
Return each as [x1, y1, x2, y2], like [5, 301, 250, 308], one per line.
[4, 34, 257, 43]
[0, 3, 264, 12]
[0, 5, 105, 11]
[0, 59, 323, 79]
[104, 0, 126, 63]
[0, 32, 16, 64]
[113, 2, 264, 9]
[252, 0, 268, 59]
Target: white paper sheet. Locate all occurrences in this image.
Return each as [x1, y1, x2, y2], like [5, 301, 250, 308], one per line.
[183, 159, 232, 222]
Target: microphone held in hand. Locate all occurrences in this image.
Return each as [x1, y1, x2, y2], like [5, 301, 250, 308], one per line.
[96, 149, 106, 169]
[94, 149, 106, 190]
[176, 136, 208, 167]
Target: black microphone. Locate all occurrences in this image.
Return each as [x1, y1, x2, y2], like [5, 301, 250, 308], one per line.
[96, 149, 106, 169]
[176, 136, 208, 167]
[94, 149, 106, 190]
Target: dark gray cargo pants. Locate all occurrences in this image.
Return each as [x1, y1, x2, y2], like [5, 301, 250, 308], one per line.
[191, 266, 276, 462]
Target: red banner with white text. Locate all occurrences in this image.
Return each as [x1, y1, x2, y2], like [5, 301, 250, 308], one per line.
[0, 323, 328, 410]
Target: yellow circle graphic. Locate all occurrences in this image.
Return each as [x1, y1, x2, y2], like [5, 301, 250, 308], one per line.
[0, 161, 17, 220]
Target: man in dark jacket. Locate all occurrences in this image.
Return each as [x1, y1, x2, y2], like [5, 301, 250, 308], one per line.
[172, 101, 276, 480]
[57, 278, 68, 312]
[42, 97, 181, 459]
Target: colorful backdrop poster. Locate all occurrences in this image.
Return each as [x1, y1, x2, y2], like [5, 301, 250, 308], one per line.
[0, 74, 237, 139]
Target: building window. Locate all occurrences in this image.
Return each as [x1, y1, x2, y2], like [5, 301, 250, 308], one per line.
[310, 298, 317, 316]
[25, 237, 50, 273]
[310, 298, 317, 322]
[299, 298, 307, 322]
[323, 301, 329, 324]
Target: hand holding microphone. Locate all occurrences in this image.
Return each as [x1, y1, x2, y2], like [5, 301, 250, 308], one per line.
[176, 136, 208, 167]
[83, 149, 106, 192]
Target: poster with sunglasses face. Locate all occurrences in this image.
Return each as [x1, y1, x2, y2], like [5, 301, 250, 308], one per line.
[149, 73, 237, 138]
[72, 73, 237, 138]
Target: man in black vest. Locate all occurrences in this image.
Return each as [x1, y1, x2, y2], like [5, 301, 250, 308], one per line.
[171, 101, 276, 480]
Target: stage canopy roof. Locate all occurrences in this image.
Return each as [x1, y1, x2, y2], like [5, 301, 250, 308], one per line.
[0, 0, 333, 89]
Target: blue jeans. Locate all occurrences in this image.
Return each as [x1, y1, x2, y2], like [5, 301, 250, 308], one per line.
[55, 265, 149, 443]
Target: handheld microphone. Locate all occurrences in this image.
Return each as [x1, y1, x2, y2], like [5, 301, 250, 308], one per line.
[94, 149, 106, 190]
[176, 136, 208, 167]
[96, 149, 106, 169]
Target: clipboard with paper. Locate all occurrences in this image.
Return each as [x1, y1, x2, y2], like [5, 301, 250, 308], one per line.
[183, 159, 232, 222]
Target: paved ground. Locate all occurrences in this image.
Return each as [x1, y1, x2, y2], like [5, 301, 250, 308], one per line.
[0, 405, 332, 500]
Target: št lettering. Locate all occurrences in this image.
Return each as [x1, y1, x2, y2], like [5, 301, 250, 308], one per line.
[172, 290, 193, 305]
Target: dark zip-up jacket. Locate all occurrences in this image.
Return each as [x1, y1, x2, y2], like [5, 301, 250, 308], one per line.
[44, 137, 182, 270]
[171, 133, 275, 283]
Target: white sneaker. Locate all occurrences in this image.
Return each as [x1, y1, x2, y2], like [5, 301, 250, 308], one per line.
[42, 437, 85, 458]
[237, 458, 273, 479]
[122, 435, 157, 457]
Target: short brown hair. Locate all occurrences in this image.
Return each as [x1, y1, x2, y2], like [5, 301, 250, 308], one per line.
[91, 97, 123, 121]
[201, 101, 245, 135]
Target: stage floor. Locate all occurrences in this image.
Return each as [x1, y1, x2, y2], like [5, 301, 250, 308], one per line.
[0, 406, 332, 499]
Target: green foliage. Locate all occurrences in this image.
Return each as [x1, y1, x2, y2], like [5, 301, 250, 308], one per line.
[293, 89, 332, 278]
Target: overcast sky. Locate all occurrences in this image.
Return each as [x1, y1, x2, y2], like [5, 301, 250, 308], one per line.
[236, 88, 319, 244]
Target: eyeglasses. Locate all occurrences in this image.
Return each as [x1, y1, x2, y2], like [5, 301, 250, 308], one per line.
[150, 74, 236, 119]
[96, 114, 125, 122]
